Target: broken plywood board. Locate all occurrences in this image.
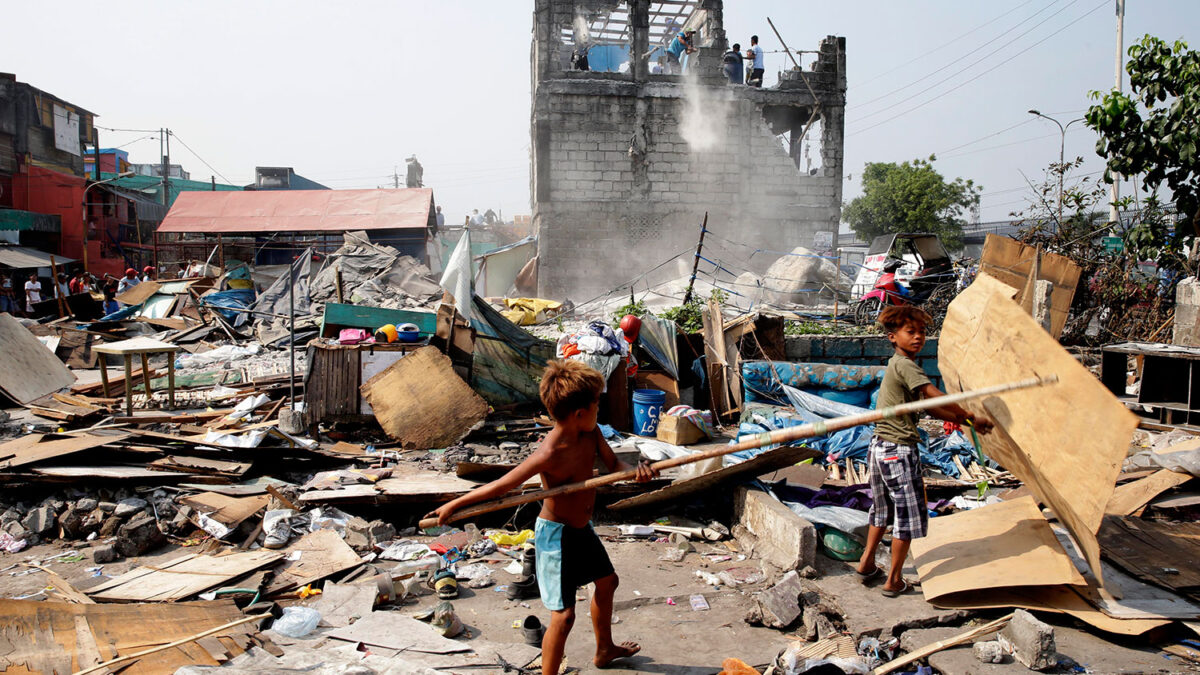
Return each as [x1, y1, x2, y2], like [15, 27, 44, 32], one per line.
[114, 279, 162, 306]
[911, 497, 1086, 602]
[978, 234, 1081, 339]
[609, 444, 823, 510]
[0, 598, 258, 674]
[360, 346, 488, 449]
[1098, 515, 1200, 592]
[149, 455, 251, 478]
[0, 311, 76, 405]
[311, 582, 378, 628]
[298, 466, 535, 505]
[86, 550, 283, 602]
[264, 529, 362, 595]
[1105, 469, 1192, 516]
[939, 273, 1137, 587]
[0, 431, 132, 469]
[179, 492, 269, 527]
[327, 611, 471, 654]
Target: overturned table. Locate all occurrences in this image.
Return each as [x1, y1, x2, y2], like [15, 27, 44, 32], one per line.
[93, 337, 178, 415]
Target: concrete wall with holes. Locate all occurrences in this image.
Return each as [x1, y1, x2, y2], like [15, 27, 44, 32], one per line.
[531, 0, 847, 301]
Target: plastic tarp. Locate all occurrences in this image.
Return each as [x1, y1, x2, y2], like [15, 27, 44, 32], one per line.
[203, 289, 257, 327]
[441, 228, 473, 324]
[308, 233, 442, 311]
[742, 360, 885, 406]
[469, 295, 555, 406]
[251, 248, 314, 319]
[638, 314, 679, 380]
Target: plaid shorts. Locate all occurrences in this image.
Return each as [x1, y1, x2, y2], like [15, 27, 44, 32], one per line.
[867, 436, 928, 540]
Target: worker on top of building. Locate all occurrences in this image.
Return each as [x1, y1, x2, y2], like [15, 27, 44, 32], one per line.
[723, 42, 743, 84]
[117, 268, 141, 294]
[666, 29, 696, 75]
[744, 35, 765, 87]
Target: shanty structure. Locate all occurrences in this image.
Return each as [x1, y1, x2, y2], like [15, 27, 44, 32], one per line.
[154, 188, 438, 270]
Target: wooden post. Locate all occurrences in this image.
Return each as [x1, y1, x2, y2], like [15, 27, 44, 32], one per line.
[123, 355, 134, 415]
[335, 267, 344, 304]
[167, 352, 176, 409]
[98, 364, 111, 398]
[140, 353, 152, 398]
[218, 234, 225, 273]
[49, 255, 67, 318]
[682, 212, 708, 307]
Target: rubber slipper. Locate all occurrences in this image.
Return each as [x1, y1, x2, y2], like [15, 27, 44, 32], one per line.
[857, 567, 884, 585]
[881, 580, 911, 598]
[434, 569, 459, 599]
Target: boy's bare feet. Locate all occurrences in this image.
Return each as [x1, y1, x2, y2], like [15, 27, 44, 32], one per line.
[594, 641, 640, 668]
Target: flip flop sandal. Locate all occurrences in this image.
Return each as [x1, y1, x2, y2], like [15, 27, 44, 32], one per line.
[434, 569, 459, 599]
[881, 580, 911, 598]
[857, 567, 885, 585]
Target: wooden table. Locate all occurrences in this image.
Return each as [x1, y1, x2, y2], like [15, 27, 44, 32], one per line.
[93, 337, 178, 415]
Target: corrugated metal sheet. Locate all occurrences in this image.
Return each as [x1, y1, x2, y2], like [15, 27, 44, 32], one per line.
[157, 189, 435, 234]
[0, 246, 75, 268]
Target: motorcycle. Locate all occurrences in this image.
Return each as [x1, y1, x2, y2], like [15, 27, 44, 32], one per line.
[851, 233, 968, 326]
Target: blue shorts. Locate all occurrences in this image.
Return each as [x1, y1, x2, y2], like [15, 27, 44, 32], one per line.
[534, 518, 614, 611]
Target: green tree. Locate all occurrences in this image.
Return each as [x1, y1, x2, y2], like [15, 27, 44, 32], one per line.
[1086, 35, 1200, 265]
[843, 157, 980, 251]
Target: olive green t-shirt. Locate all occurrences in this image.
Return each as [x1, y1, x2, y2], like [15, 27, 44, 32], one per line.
[874, 353, 933, 445]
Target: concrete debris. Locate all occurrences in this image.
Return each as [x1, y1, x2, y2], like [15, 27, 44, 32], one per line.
[974, 639, 1006, 663]
[113, 497, 148, 518]
[998, 609, 1058, 671]
[20, 505, 55, 535]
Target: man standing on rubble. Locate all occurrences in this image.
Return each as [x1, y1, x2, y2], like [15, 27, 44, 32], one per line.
[855, 306, 993, 597]
[117, 268, 141, 295]
[666, 29, 696, 75]
[744, 35, 764, 87]
[723, 42, 743, 84]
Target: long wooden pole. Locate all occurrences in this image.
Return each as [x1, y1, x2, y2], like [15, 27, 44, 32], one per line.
[681, 212, 708, 307]
[419, 375, 1057, 529]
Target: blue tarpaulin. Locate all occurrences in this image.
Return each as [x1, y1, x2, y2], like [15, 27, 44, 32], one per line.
[203, 289, 257, 327]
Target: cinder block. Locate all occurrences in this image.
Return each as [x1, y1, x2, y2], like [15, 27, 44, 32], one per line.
[822, 338, 862, 358]
[784, 336, 812, 360]
[734, 486, 816, 571]
[861, 338, 894, 357]
[918, 338, 939, 357]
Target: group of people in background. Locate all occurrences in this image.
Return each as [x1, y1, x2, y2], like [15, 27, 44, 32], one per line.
[0, 265, 155, 318]
[723, 35, 764, 86]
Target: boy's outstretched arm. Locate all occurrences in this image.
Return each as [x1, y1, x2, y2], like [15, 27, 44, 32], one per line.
[426, 447, 553, 526]
[916, 383, 994, 433]
[594, 427, 659, 482]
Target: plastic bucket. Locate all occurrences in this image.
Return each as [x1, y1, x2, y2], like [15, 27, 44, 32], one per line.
[632, 389, 667, 437]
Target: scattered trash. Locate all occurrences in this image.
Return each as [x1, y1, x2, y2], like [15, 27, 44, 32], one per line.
[272, 606, 322, 638]
[690, 594, 710, 611]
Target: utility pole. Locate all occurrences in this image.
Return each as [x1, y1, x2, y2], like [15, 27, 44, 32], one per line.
[1110, 0, 1125, 226]
[392, 166, 400, 189]
[161, 128, 171, 207]
[682, 212, 709, 306]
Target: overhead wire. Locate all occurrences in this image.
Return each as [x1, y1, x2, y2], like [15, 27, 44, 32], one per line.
[166, 130, 234, 185]
[847, 0, 1108, 136]
[855, 0, 1042, 88]
[850, 0, 1064, 111]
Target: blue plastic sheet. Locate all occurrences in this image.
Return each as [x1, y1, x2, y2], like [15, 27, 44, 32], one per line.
[203, 289, 257, 327]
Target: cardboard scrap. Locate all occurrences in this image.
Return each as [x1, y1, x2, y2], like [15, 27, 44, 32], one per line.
[939, 273, 1138, 587]
[1105, 469, 1192, 516]
[360, 346, 489, 449]
[180, 492, 270, 527]
[114, 280, 162, 306]
[327, 611, 471, 654]
[977, 234, 1081, 339]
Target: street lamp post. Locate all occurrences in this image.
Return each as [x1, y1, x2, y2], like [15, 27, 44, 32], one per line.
[81, 171, 135, 274]
[1028, 110, 1084, 227]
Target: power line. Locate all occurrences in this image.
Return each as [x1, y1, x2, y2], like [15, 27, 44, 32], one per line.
[849, 0, 1067, 112]
[95, 125, 160, 134]
[167, 130, 234, 185]
[847, 0, 1108, 136]
[856, 0, 1043, 89]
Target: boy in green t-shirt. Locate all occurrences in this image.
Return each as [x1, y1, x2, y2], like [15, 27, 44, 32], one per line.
[856, 305, 993, 597]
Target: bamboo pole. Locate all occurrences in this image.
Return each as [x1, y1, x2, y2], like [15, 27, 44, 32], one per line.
[418, 376, 1057, 529]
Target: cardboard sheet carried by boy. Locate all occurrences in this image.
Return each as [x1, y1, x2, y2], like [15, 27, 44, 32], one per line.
[912, 273, 1176, 634]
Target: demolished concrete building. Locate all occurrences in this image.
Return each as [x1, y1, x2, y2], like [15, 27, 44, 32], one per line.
[531, 0, 846, 300]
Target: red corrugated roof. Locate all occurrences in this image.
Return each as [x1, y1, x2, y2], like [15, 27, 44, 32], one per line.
[156, 188, 435, 234]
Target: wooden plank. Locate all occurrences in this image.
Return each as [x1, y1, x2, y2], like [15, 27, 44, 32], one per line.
[114, 280, 162, 306]
[0, 432, 132, 470]
[0, 312, 76, 404]
[1105, 469, 1192, 516]
[360, 346, 489, 450]
[978, 234, 1081, 339]
[179, 493, 269, 527]
[938, 274, 1138, 588]
[149, 455, 250, 477]
[264, 529, 362, 595]
[86, 550, 284, 602]
[609, 444, 822, 510]
[702, 302, 732, 421]
[1098, 515, 1200, 591]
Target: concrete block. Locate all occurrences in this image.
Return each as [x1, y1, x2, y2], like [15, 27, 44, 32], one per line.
[733, 486, 816, 572]
[861, 338, 895, 357]
[92, 542, 121, 563]
[784, 336, 812, 360]
[822, 338, 862, 358]
[21, 505, 55, 535]
[113, 497, 148, 519]
[115, 513, 165, 557]
[918, 338, 939, 357]
[998, 609, 1057, 671]
[974, 640, 1006, 663]
[751, 570, 804, 628]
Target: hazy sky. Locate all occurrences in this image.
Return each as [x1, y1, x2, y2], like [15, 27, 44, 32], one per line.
[3, 1, 1194, 226]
